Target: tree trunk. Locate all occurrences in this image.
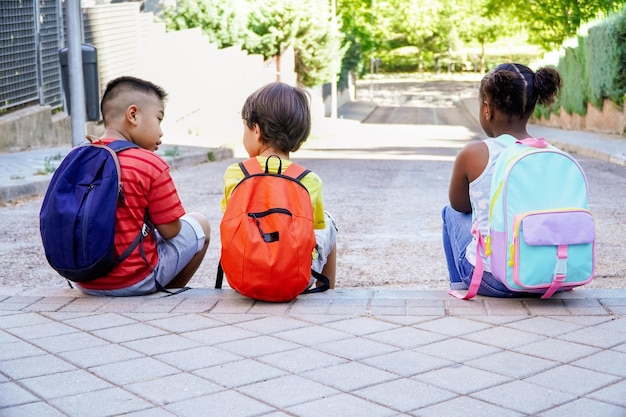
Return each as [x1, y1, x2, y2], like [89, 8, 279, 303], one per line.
[275, 53, 282, 82]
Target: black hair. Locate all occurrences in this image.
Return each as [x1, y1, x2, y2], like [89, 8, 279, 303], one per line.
[100, 76, 168, 123]
[479, 63, 562, 119]
[241, 82, 311, 153]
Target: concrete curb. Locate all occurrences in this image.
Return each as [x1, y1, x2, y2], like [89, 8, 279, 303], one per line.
[0, 145, 233, 205]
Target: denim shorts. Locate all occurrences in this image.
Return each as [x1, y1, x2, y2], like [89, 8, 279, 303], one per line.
[78, 215, 205, 296]
[441, 205, 525, 298]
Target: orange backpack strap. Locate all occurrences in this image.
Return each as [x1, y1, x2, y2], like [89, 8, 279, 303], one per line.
[239, 158, 263, 177]
[282, 162, 310, 181]
[240, 156, 310, 181]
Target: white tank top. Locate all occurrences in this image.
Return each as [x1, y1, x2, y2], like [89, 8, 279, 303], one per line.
[465, 137, 512, 270]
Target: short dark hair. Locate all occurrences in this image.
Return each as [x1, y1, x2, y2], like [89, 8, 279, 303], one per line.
[100, 76, 168, 123]
[241, 82, 311, 153]
[479, 63, 562, 119]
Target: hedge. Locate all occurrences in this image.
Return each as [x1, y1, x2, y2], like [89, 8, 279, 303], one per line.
[543, 6, 626, 116]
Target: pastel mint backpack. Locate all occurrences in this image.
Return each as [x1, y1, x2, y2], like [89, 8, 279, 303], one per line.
[451, 135, 595, 299]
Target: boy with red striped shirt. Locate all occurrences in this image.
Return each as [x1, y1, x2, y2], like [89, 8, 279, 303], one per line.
[76, 76, 210, 296]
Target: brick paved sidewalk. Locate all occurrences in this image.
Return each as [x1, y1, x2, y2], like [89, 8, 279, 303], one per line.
[1, 287, 625, 417]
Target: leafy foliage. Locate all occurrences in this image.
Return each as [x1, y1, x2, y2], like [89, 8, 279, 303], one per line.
[557, 41, 589, 115]
[585, 9, 626, 107]
[485, 0, 626, 50]
[162, 0, 250, 48]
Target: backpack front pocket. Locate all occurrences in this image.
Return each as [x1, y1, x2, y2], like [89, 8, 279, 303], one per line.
[512, 210, 595, 289]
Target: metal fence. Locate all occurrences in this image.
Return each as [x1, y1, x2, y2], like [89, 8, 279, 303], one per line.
[0, 0, 65, 113]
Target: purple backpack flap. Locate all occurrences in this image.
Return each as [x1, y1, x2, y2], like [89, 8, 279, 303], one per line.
[450, 136, 595, 300]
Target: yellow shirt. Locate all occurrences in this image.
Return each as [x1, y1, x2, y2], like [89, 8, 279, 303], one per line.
[221, 156, 326, 229]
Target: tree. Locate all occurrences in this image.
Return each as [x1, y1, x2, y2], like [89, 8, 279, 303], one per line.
[246, 0, 302, 81]
[485, 0, 626, 50]
[455, 0, 513, 73]
[292, 0, 345, 87]
[246, 0, 343, 87]
[336, 0, 378, 87]
[388, 0, 446, 72]
[161, 0, 250, 48]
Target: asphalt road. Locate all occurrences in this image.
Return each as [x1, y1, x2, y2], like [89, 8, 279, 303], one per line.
[2, 78, 625, 291]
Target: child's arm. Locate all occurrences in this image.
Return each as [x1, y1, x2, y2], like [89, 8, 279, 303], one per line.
[155, 219, 182, 240]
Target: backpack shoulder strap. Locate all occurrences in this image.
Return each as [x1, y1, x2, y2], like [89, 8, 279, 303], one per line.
[106, 140, 140, 153]
[240, 158, 263, 177]
[282, 162, 311, 181]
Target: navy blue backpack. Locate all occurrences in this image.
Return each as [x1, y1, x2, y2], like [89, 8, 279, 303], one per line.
[40, 140, 149, 282]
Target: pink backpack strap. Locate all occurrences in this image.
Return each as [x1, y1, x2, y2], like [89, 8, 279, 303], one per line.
[516, 137, 549, 148]
[448, 221, 484, 300]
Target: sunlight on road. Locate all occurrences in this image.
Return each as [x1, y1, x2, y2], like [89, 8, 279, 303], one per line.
[298, 120, 475, 161]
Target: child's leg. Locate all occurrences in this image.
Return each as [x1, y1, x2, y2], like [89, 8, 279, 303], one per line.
[167, 212, 211, 288]
[313, 211, 338, 289]
[320, 243, 336, 289]
[441, 205, 472, 288]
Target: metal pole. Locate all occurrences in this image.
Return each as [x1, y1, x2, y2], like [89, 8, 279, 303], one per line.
[330, 0, 338, 119]
[66, 0, 86, 146]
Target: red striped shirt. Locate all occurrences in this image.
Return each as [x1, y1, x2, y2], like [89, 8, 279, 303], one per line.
[78, 139, 185, 290]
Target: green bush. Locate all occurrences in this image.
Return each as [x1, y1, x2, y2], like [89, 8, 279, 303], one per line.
[585, 14, 624, 108]
[557, 41, 588, 116]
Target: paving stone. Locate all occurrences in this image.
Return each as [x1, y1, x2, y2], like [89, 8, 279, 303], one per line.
[502, 316, 586, 337]
[272, 323, 352, 345]
[572, 349, 626, 377]
[354, 377, 457, 412]
[57, 343, 144, 368]
[194, 358, 288, 388]
[286, 392, 398, 417]
[364, 326, 447, 349]
[238, 374, 339, 409]
[461, 325, 546, 349]
[146, 313, 224, 333]
[465, 350, 558, 379]
[122, 333, 203, 355]
[18, 369, 112, 399]
[413, 364, 512, 395]
[470, 380, 576, 414]
[416, 395, 523, 417]
[323, 316, 401, 336]
[588, 379, 626, 408]
[0, 354, 76, 379]
[0, 340, 46, 361]
[414, 316, 492, 336]
[0, 381, 38, 407]
[126, 373, 223, 405]
[558, 326, 626, 349]
[92, 322, 168, 343]
[414, 338, 501, 362]
[89, 357, 180, 385]
[538, 397, 626, 417]
[256, 346, 348, 373]
[361, 349, 454, 377]
[302, 361, 398, 391]
[62, 312, 137, 331]
[164, 390, 273, 417]
[0, 401, 68, 417]
[513, 338, 601, 362]
[155, 345, 243, 371]
[525, 364, 621, 396]
[49, 386, 151, 417]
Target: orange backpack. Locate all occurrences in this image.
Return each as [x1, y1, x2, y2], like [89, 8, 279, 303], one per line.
[216, 156, 329, 302]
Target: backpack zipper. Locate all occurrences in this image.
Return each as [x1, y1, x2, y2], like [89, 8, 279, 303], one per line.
[82, 183, 97, 261]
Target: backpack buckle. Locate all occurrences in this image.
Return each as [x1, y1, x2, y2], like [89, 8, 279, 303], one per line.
[142, 223, 150, 237]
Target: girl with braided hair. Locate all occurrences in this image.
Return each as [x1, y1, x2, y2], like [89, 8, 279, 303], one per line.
[442, 63, 562, 297]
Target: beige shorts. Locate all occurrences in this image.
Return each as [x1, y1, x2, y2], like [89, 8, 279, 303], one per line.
[311, 211, 338, 274]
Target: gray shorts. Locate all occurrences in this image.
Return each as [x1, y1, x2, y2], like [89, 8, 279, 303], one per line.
[78, 215, 205, 296]
[311, 211, 338, 274]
